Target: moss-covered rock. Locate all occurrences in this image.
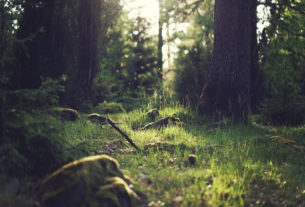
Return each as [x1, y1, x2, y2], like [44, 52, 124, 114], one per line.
[146, 108, 159, 119]
[188, 154, 197, 165]
[39, 155, 139, 207]
[53, 107, 80, 121]
[91, 177, 139, 207]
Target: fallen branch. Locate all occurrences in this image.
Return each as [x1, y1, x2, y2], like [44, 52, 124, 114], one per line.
[105, 116, 140, 151]
[134, 116, 181, 130]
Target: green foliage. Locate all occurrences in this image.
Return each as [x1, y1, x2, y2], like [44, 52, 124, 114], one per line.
[260, 65, 305, 125]
[260, 95, 305, 126]
[259, 0, 305, 125]
[123, 17, 159, 92]
[1, 78, 67, 177]
[6, 78, 64, 110]
[11, 0, 122, 107]
[1, 110, 66, 176]
[175, 43, 212, 107]
[174, 0, 214, 107]
[0, 0, 23, 89]
[98, 15, 159, 110]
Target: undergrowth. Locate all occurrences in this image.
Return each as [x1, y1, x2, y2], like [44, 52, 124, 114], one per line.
[1, 102, 305, 206]
[62, 102, 305, 206]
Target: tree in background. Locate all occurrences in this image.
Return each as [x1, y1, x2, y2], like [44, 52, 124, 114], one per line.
[157, 0, 164, 82]
[250, 0, 262, 113]
[98, 14, 159, 109]
[156, 0, 197, 84]
[12, 0, 122, 108]
[174, 0, 214, 107]
[0, 0, 121, 176]
[259, 0, 305, 125]
[0, 0, 24, 145]
[199, 0, 255, 122]
[124, 17, 159, 94]
[13, 0, 57, 89]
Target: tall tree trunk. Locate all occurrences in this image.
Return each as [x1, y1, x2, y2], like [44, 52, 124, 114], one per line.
[78, 0, 101, 101]
[199, 0, 252, 122]
[250, 0, 262, 113]
[166, 12, 171, 70]
[0, 1, 5, 62]
[0, 92, 3, 145]
[157, 0, 163, 82]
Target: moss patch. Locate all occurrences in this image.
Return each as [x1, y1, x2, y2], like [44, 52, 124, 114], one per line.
[39, 155, 140, 207]
[53, 107, 80, 121]
[87, 113, 107, 125]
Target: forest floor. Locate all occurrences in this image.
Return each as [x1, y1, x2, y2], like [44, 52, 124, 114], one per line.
[61, 103, 305, 207]
[2, 103, 305, 207]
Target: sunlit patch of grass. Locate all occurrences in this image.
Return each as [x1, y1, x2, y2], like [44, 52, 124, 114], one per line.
[63, 103, 305, 206]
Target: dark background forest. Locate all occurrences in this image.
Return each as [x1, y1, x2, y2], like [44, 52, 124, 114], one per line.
[1, 0, 305, 206]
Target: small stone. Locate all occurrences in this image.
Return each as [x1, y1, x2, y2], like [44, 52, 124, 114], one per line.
[173, 196, 183, 203]
[87, 113, 107, 124]
[147, 108, 159, 119]
[188, 154, 196, 165]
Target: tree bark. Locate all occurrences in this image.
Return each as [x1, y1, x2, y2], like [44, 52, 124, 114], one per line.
[0, 1, 5, 62]
[250, 0, 262, 113]
[78, 0, 101, 101]
[0, 92, 3, 145]
[157, 0, 163, 82]
[199, 0, 252, 122]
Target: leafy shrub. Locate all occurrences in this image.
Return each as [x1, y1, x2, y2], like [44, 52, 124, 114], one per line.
[260, 92, 305, 126]
[259, 8, 305, 125]
[0, 78, 70, 177]
[0, 143, 28, 176]
[173, 0, 214, 108]
[174, 44, 211, 107]
[260, 43, 305, 125]
[1, 110, 66, 177]
[260, 64, 305, 126]
[6, 77, 64, 110]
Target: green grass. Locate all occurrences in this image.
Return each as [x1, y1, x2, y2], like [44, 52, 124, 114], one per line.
[58, 102, 305, 206]
[4, 103, 303, 206]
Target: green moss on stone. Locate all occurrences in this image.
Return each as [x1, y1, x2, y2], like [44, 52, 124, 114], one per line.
[53, 107, 80, 121]
[39, 155, 139, 207]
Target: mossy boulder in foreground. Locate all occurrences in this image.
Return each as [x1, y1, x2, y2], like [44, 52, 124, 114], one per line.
[38, 155, 140, 207]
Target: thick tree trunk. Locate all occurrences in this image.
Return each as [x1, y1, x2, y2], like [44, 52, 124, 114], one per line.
[199, 0, 252, 122]
[0, 1, 5, 62]
[78, 0, 101, 101]
[250, 0, 262, 113]
[0, 90, 5, 145]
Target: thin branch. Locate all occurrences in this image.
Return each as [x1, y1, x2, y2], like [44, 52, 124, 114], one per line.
[105, 116, 140, 151]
